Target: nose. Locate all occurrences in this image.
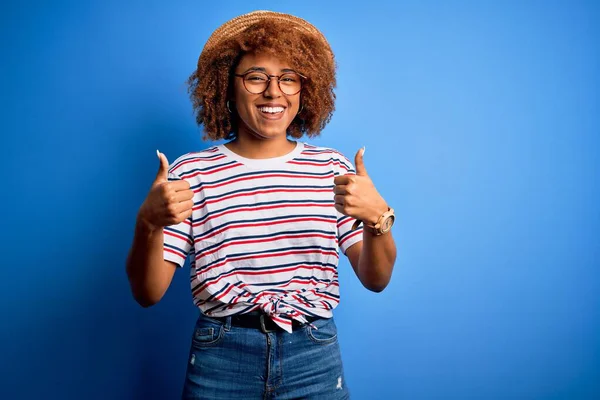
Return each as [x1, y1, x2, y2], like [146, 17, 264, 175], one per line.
[263, 76, 282, 98]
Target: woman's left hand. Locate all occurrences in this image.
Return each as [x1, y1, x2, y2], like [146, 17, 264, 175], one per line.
[333, 147, 389, 225]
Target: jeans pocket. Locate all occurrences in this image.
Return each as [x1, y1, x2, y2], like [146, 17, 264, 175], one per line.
[306, 317, 338, 345]
[191, 316, 226, 348]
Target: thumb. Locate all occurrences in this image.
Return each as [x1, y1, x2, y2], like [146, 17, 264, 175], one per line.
[354, 146, 367, 176]
[154, 150, 170, 183]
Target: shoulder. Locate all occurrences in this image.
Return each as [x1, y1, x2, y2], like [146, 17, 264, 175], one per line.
[167, 145, 224, 177]
[300, 142, 355, 174]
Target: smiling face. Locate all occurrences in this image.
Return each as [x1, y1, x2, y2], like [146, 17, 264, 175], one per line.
[232, 52, 302, 141]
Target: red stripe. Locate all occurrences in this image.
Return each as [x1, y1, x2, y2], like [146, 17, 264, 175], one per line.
[309, 288, 340, 303]
[198, 249, 339, 276]
[339, 229, 362, 248]
[193, 264, 337, 295]
[172, 154, 227, 172]
[195, 187, 333, 209]
[170, 150, 221, 172]
[270, 314, 291, 325]
[291, 294, 312, 308]
[194, 216, 334, 242]
[278, 278, 326, 289]
[337, 216, 354, 228]
[193, 172, 334, 192]
[200, 233, 336, 257]
[198, 203, 332, 227]
[287, 160, 335, 167]
[183, 162, 241, 178]
[164, 247, 186, 259]
[213, 283, 238, 301]
[164, 229, 192, 245]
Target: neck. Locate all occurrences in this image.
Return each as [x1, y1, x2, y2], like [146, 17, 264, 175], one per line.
[226, 132, 297, 159]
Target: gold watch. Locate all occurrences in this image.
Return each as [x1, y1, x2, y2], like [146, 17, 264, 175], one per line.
[351, 207, 395, 236]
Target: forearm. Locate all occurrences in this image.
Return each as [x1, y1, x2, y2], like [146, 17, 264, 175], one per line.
[126, 218, 176, 307]
[357, 228, 397, 292]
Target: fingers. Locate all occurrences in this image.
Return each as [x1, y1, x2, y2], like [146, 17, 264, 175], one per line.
[165, 209, 193, 226]
[333, 175, 353, 185]
[155, 150, 170, 183]
[163, 199, 194, 225]
[334, 194, 345, 206]
[173, 188, 194, 202]
[169, 179, 192, 192]
[176, 199, 195, 214]
[173, 208, 193, 224]
[163, 182, 193, 203]
[333, 185, 349, 195]
[162, 191, 194, 210]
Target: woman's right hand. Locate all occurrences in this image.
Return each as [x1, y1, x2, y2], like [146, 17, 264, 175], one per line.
[137, 151, 195, 232]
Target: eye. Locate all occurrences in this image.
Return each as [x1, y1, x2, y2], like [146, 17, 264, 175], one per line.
[245, 73, 268, 82]
[280, 74, 299, 83]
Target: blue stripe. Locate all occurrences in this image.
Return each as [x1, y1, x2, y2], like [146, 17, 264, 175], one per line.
[199, 245, 338, 271]
[170, 148, 220, 170]
[203, 299, 258, 315]
[191, 260, 337, 293]
[179, 160, 238, 176]
[321, 300, 334, 310]
[164, 243, 187, 257]
[164, 226, 192, 241]
[248, 276, 333, 287]
[195, 213, 337, 239]
[314, 289, 340, 300]
[292, 157, 347, 165]
[194, 199, 334, 224]
[339, 228, 360, 242]
[296, 292, 316, 307]
[202, 282, 232, 303]
[196, 229, 337, 254]
[279, 301, 324, 319]
[196, 183, 334, 205]
[190, 169, 334, 190]
[197, 274, 333, 295]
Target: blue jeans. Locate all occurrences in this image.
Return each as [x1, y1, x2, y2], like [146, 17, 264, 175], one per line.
[182, 313, 350, 399]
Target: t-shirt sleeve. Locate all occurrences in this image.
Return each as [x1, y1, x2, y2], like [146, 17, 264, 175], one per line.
[163, 172, 193, 268]
[335, 153, 363, 255]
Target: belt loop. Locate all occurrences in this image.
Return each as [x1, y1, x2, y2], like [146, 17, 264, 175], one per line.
[224, 316, 232, 331]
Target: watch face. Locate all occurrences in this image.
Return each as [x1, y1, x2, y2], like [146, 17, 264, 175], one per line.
[382, 215, 395, 232]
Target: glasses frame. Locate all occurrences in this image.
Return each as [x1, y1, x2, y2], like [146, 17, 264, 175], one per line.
[234, 70, 307, 96]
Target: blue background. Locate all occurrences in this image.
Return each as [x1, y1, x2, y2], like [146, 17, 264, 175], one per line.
[1, 0, 599, 399]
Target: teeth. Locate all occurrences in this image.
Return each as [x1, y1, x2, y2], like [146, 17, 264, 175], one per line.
[259, 106, 284, 114]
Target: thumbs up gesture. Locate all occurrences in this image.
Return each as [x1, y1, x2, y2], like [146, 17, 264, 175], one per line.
[137, 151, 195, 232]
[333, 147, 389, 225]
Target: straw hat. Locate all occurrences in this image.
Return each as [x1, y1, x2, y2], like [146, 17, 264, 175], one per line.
[199, 10, 333, 63]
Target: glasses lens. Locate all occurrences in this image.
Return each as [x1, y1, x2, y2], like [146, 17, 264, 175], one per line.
[242, 72, 303, 95]
[243, 72, 269, 94]
[279, 73, 302, 95]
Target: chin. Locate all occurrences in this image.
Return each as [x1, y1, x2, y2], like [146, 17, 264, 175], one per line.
[237, 114, 293, 140]
[253, 124, 289, 139]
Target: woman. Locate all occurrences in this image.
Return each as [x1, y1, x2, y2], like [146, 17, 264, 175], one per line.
[126, 10, 397, 399]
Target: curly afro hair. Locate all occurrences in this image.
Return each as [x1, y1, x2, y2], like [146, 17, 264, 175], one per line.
[187, 18, 337, 141]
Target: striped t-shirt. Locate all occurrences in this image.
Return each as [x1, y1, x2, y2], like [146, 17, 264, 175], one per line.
[163, 141, 363, 332]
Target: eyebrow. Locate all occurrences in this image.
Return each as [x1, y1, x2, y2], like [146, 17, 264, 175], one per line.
[241, 66, 297, 74]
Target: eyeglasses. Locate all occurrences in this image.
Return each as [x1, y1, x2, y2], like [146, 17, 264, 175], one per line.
[234, 70, 306, 96]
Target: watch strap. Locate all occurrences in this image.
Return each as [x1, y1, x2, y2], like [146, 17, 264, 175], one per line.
[351, 207, 394, 234]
